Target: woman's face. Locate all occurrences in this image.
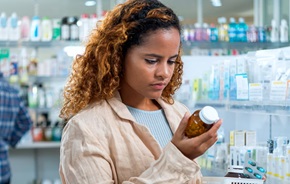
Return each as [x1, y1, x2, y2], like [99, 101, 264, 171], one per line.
[120, 28, 180, 102]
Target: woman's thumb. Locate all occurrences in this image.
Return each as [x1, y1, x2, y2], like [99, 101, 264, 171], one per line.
[175, 112, 190, 137]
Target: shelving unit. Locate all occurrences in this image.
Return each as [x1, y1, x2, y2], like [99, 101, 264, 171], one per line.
[16, 141, 60, 149]
[0, 41, 69, 183]
[194, 100, 290, 116]
[182, 41, 290, 55]
[0, 40, 82, 48]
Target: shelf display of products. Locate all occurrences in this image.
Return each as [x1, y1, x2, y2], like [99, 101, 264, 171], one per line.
[2, 3, 290, 184]
[178, 47, 290, 116]
[0, 12, 106, 43]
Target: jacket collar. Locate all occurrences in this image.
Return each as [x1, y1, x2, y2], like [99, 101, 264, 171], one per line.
[107, 91, 179, 132]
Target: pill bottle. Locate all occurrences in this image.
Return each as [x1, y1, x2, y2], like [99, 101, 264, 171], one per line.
[185, 106, 219, 138]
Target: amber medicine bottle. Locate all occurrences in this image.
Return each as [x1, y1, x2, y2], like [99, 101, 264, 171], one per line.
[185, 106, 219, 138]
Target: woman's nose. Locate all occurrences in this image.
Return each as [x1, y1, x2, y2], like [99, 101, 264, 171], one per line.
[156, 61, 171, 79]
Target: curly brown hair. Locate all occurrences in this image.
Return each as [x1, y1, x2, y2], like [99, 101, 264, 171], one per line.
[60, 0, 184, 120]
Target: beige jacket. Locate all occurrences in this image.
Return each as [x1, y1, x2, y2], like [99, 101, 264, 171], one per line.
[59, 92, 202, 184]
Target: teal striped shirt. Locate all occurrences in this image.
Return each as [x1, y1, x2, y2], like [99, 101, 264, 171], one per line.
[127, 106, 173, 148]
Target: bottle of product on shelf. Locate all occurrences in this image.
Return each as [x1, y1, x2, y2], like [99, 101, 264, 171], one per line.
[0, 12, 8, 41]
[202, 23, 209, 42]
[20, 16, 31, 41]
[182, 25, 190, 42]
[257, 26, 267, 43]
[270, 19, 279, 42]
[194, 22, 202, 42]
[8, 12, 20, 41]
[52, 121, 62, 141]
[280, 19, 288, 43]
[30, 16, 41, 41]
[9, 53, 19, 83]
[237, 17, 248, 42]
[52, 19, 61, 40]
[27, 49, 38, 76]
[247, 25, 258, 43]
[218, 17, 228, 42]
[61, 17, 69, 40]
[28, 83, 39, 108]
[228, 17, 237, 42]
[188, 24, 195, 42]
[68, 16, 79, 41]
[209, 23, 218, 42]
[90, 13, 98, 34]
[37, 83, 46, 108]
[19, 48, 29, 84]
[78, 13, 90, 42]
[41, 17, 52, 41]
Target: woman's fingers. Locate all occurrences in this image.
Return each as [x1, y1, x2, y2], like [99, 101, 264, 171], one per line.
[197, 119, 222, 142]
[174, 112, 190, 139]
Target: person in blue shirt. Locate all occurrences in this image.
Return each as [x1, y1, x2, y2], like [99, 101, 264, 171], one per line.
[0, 73, 32, 184]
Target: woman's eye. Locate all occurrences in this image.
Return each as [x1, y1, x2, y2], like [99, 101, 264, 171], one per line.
[145, 59, 157, 64]
[168, 60, 176, 65]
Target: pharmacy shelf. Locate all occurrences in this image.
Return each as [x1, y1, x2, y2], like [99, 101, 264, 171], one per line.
[0, 40, 82, 48]
[194, 100, 290, 116]
[28, 75, 69, 83]
[182, 41, 290, 55]
[16, 141, 60, 149]
[183, 41, 290, 49]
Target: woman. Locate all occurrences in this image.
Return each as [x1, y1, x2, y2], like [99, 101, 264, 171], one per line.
[59, 0, 222, 183]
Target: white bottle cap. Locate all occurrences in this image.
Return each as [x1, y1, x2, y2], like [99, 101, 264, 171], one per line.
[199, 106, 219, 124]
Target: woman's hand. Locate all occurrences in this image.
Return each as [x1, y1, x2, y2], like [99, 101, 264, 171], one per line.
[171, 112, 222, 160]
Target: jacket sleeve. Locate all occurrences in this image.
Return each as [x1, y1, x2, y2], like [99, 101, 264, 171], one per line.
[8, 94, 33, 147]
[126, 142, 202, 184]
[59, 118, 115, 184]
[60, 118, 202, 184]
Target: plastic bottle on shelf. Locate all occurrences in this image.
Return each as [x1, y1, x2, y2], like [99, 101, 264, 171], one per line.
[90, 13, 98, 34]
[37, 83, 46, 108]
[52, 121, 62, 141]
[61, 17, 69, 40]
[202, 23, 209, 41]
[194, 22, 202, 41]
[68, 16, 79, 41]
[20, 16, 31, 41]
[52, 19, 61, 40]
[27, 49, 38, 76]
[78, 13, 90, 42]
[270, 19, 279, 42]
[30, 16, 41, 41]
[237, 17, 248, 42]
[8, 12, 20, 41]
[218, 17, 228, 42]
[28, 83, 39, 108]
[188, 24, 195, 42]
[257, 26, 267, 43]
[209, 23, 218, 42]
[182, 25, 190, 42]
[228, 17, 237, 42]
[0, 12, 8, 41]
[19, 48, 29, 84]
[41, 17, 52, 41]
[247, 25, 258, 43]
[280, 19, 288, 43]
